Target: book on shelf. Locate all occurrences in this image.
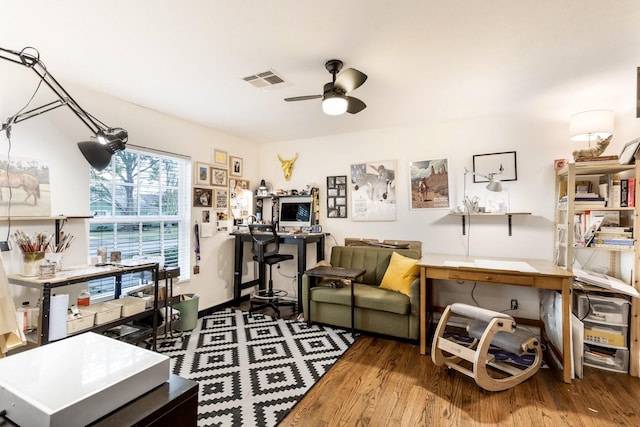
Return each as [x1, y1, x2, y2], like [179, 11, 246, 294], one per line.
[592, 238, 634, 246]
[575, 155, 620, 163]
[599, 226, 633, 234]
[621, 179, 629, 207]
[628, 177, 636, 207]
[594, 231, 633, 239]
[588, 210, 620, 227]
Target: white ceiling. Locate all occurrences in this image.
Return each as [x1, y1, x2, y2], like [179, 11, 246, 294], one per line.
[2, 1, 640, 143]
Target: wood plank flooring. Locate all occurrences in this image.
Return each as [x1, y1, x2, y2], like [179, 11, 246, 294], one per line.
[239, 303, 640, 427]
[278, 335, 640, 427]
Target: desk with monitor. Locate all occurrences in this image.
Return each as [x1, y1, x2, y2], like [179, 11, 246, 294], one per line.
[230, 230, 325, 311]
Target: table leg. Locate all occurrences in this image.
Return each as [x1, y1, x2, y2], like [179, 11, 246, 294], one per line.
[233, 235, 243, 304]
[420, 267, 427, 355]
[562, 279, 572, 384]
[349, 279, 355, 335]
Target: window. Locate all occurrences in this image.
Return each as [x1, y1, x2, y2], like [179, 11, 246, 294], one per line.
[88, 148, 191, 297]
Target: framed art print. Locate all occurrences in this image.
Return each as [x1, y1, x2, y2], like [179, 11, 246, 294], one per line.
[210, 167, 228, 187]
[409, 158, 450, 209]
[619, 138, 640, 165]
[215, 188, 229, 210]
[327, 175, 347, 218]
[195, 162, 210, 185]
[212, 148, 228, 167]
[230, 156, 243, 177]
[472, 151, 517, 182]
[350, 160, 397, 221]
[193, 187, 213, 207]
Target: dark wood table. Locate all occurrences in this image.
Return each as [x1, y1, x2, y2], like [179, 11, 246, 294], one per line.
[305, 266, 366, 334]
[90, 374, 198, 426]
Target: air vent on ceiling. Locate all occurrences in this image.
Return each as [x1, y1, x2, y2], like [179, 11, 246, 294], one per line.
[242, 69, 287, 89]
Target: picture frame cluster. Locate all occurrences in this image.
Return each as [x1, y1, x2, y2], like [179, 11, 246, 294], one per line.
[192, 148, 245, 232]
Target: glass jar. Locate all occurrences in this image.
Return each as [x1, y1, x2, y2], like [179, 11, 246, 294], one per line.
[77, 290, 91, 307]
[22, 252, 45, 277]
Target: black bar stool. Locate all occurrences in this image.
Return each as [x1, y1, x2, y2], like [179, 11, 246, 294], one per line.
[248, 223, 296, 318]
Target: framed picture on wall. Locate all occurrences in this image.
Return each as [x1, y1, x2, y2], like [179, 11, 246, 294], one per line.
[210, 167, 228, 187]
[472, 151, 517, 182]
[409, 158, 450, 209]
[193, 187, 213, 207]
[195, 162, 211, 185]
[350, 160, 397, 221]
[230, 156, 243, 177]
[212, 148, 228, 167]
[327, 175, 347, 218]
[215, 188, 229, 210]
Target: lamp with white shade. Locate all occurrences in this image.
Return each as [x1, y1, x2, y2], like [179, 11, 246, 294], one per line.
[569, 109, 614, 146]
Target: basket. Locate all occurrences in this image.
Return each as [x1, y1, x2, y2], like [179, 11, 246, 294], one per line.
[113, 296, 147, 316]
[67, 310, 95, 334]
[84, 302, 122, 325]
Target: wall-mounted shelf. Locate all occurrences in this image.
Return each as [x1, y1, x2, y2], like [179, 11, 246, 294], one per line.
[448, 212, 532, 236]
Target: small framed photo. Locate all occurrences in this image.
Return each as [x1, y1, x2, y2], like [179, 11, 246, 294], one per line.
[194, 162, 211, 185]
[212, 148, 228, 167]
[215, 188, 229, 210]
[619, 138, 640, 165]
[193, 187, 213, 207]
[211, 167, 228, 187]
[230, 156, 243, 177]
[327, 175, 348, 218]
[202, 210, 211, 223]
[472, 151, 517, 182]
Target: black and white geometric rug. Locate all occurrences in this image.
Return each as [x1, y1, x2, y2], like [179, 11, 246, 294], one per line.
[157, 309, 357, 427]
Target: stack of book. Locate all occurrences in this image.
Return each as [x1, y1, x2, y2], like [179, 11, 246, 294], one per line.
[558, 192, 606, 209]
[591, 226, 635, 249]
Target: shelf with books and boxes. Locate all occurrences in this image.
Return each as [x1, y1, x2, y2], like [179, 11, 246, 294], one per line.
[554, 160, 640, 376]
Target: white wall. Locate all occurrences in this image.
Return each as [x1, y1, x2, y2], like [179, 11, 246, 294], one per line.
[3, 65, 640, 317]
[0, 73, 259, 311]
[259, 112, 640, 318]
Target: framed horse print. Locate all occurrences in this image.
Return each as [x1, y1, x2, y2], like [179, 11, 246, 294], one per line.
[0, 156, 51, 216]
[409, 158, 450, 209]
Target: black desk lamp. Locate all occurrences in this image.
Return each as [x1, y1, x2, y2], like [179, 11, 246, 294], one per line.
[0, 46, 127, 170]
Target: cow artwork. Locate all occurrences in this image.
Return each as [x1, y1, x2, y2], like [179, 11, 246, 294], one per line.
[278, 153, 298, 181]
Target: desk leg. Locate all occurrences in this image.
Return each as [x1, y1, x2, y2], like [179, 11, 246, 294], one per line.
[296, 241, 308, 311]
[420, 267, 427, 355]
[233, 235, 243, 304]
[561, 279, 572, 384]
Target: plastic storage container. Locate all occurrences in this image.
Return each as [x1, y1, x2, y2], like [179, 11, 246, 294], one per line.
[84, 302, 122, 325]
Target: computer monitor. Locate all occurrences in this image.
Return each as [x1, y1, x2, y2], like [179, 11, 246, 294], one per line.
[278, 197, 313, 231]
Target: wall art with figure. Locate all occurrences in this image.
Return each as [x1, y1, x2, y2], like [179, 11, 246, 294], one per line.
[350, 160, 396, 221]
[409, 158, 450, 209]
[0, 156, 51, 217]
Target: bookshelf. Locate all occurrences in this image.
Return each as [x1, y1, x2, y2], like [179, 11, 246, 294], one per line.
[554, 161, 640, 377]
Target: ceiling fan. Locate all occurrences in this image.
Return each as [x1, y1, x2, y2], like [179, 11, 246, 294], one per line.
[285, 59, 367, 115]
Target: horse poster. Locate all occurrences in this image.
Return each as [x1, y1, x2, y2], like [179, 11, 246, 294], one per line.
[409, 158, 450, 209]
[0, 157, 51, 217]
[350, 160, 396, 221]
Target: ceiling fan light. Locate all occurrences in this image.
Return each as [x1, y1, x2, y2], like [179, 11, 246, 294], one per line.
[322, 95, 348, 115]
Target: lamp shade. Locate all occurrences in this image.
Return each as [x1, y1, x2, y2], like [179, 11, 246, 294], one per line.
[569, 110, 614, 142]
[77, 141, 113, 171]
[322, 93, 348, 115]
[258, 179, 267, 190]
[486, 179, 503, 192]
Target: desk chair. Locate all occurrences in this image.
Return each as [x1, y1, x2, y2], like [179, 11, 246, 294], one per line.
[248, 223, 296, 318]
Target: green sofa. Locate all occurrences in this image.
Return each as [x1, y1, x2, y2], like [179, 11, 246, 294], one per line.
[302, 245, 421, 340]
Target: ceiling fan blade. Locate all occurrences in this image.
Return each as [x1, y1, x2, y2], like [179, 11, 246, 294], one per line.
[346, 96, 366, 114]
[284, 95, 322, 102]
[335, 68, 368, 93]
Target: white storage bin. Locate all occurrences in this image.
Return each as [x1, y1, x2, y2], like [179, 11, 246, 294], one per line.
[84, 302, 122, 325]
[113, 296, 147, 316]
[576, 293, 630, 325]
[67, 310, 95, 334]
[584, 344, 629, 372]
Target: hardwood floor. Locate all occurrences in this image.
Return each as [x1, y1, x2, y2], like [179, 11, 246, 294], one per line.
[238, 304, 640, 427]
[239, 302, 640, 427]
[278, 335, 640, 427]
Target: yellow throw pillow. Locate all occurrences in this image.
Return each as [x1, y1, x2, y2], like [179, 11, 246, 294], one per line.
[379, 252, 419, 296]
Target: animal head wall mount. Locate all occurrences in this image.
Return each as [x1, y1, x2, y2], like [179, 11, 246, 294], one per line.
[278, 153, 299, 181]
[572, 135, 612, 160]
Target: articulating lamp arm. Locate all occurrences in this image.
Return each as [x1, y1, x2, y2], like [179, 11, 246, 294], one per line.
[0, 46, 105, 135]
[0, 46, 127, 170]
